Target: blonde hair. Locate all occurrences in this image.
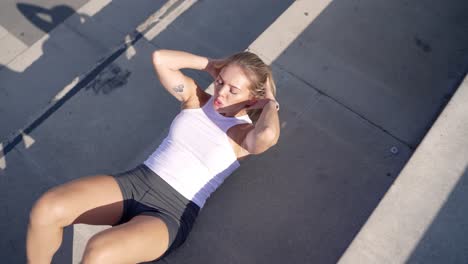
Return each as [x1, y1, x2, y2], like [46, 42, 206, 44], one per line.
[215, 51, 277, 123]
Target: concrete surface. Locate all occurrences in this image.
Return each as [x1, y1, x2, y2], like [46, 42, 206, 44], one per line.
[0, 0, 167, 142]
[0, 0, 90, 46]
[250, 0, 468, 148]
[339, 74, 468, 264]
[0, 25, 28, 65]
[0, 0, 293, 263]
[0, 0, 467, 263]
[161, 65, 410, 263]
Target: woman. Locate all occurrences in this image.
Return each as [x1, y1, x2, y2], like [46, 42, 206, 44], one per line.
[26, 49, 280, 263]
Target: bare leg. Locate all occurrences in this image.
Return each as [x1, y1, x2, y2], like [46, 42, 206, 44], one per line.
[26, 175, 124, 264]
[82, 215, 170, 264]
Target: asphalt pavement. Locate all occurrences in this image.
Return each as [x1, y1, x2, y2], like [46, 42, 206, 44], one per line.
[0, 0, 467, 263]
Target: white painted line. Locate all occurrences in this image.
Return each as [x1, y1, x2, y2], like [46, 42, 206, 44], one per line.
[20, 130, 35, 149]
[5, 32, 48, 72]
[0, 25, 28, 66]
[78, 0, 112, 17]
[248, 0, 332, 64]
[0, 25, 9, 38]
[124, 34, 136, 60]
[51, 77, 80, 103]
[0, 143, 5, 170]
[141, 0, 198, 41]
[339, 74, 468, 263]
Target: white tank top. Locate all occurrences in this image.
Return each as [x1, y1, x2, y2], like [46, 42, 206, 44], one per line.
[143, 96, 252, 208]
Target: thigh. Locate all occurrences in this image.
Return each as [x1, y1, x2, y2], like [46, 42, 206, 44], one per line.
[40, 174, 124, 226]
[84, 215, 170, 263]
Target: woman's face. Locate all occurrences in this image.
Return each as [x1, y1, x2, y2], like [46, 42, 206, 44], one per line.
[213, 64, 255, 116]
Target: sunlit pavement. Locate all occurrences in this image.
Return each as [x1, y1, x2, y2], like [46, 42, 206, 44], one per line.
[0, 0, 467, 263]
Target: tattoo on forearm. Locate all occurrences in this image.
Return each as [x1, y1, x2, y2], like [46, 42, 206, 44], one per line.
[173, 84, 184, 93]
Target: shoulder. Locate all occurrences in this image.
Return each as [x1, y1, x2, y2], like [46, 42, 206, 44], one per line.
[181, 82, 212, 109]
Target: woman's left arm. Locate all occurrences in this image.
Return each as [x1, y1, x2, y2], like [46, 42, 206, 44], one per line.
[254, 99, 280, 146]
[242, 81, 280, 154]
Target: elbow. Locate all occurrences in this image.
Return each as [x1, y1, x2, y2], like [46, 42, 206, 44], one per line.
[261, 127, 279, 148]
[152, 49, 167, 67]
[270, 126, 280, 145]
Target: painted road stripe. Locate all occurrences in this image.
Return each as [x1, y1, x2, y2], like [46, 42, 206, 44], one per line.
[0, 25, 28, 66]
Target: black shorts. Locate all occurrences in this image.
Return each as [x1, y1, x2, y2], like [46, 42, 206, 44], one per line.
[110, 163, 200, 259]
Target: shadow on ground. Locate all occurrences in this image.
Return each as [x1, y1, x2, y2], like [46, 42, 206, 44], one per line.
[0, 0, 293, 263]
[1, 0, 467, 263]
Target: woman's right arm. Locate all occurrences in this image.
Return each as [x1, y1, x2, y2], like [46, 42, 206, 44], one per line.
[152, 49, 209, 102]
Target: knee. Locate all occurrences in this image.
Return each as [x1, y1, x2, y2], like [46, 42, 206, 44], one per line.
[29, 190, 69, 228]
[82, 234, 115, 264]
